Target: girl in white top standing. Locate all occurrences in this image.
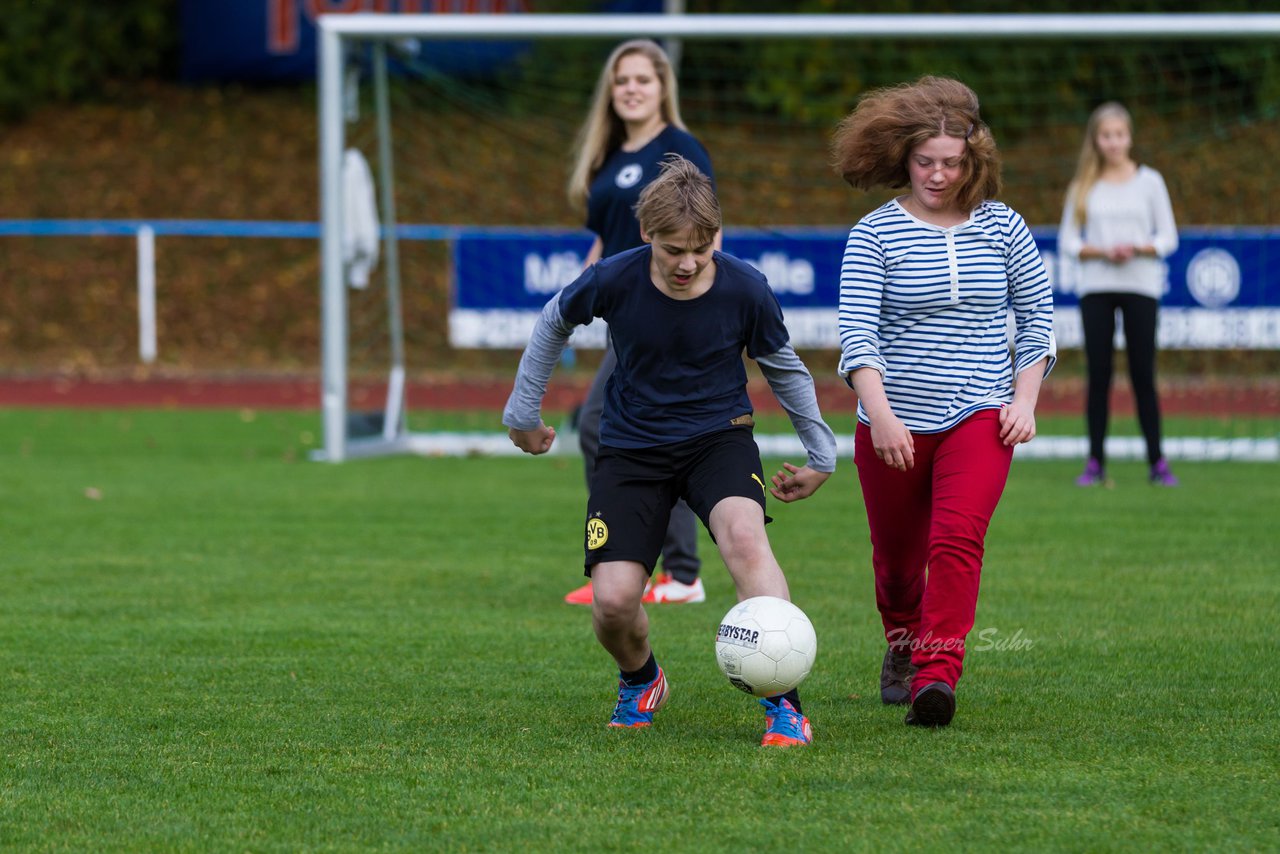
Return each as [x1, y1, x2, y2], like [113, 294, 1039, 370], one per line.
[1058, 101, 1180, 487]
[832, 76, 1056, 728]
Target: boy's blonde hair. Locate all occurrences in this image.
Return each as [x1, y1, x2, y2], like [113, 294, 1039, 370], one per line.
[636, 155, 721, 246]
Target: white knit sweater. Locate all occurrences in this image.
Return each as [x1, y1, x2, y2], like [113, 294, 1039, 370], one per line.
[1058, 165, 1178, 301]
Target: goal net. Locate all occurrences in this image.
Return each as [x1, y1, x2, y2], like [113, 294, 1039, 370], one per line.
[316, 11, 1280, 462]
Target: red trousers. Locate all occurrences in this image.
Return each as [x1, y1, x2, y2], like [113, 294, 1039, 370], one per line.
[854, 410, 1013, 696]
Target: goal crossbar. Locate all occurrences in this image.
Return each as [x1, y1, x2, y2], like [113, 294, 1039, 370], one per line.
[320, 13, 1280, 40]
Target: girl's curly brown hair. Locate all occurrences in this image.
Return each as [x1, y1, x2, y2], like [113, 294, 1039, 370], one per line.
[831, 76, 1001, 213]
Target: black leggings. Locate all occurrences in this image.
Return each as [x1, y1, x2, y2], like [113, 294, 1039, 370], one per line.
[1080, 292, 1164, 467]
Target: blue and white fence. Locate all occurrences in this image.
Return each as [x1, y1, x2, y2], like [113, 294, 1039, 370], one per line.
[3, 220, 1277, 365]
[0, 218, 328, 365]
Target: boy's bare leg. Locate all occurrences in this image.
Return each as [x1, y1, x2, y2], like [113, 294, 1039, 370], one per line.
[590, 561, 652, 671]
[709, 497, 790, 601]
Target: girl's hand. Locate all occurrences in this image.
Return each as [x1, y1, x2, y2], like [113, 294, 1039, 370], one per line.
[1107, 244, 1136, 262]
[998, 403, 1037, 446]
[870, 414, 915, 470]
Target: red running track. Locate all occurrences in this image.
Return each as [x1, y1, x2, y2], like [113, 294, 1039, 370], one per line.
[0, 373, 1276, 416]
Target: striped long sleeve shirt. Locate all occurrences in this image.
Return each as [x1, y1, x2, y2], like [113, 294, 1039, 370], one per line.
[838, 199, 1057, 433]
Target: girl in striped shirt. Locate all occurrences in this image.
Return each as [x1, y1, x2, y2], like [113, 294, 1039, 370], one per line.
[831, 76, 1056, 728]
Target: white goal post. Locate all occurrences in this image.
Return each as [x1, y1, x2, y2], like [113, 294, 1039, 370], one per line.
[315, 11, 1280, 463]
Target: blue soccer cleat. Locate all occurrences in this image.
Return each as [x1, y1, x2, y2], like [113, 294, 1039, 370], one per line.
[760, 697, 812, 747]
[608, 666, 669, 728]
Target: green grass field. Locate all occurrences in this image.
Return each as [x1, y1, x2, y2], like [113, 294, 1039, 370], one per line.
[1, 408, 1277, 851]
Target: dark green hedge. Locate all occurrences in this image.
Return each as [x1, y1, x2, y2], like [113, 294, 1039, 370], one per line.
[0, 0, 178, 121]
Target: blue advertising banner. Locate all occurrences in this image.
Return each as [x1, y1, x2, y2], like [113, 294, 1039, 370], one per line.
[1035, 227, 1280, 350]
[181, 0, 663, 82]
[448, 227, 1280, 349]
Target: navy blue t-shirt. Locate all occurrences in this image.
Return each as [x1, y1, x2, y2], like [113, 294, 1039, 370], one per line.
[556, 246, 790, 449]
[586, 125, 714, 259]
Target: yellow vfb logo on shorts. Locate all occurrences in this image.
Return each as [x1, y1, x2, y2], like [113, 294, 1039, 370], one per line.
[586, 517, 609, 550]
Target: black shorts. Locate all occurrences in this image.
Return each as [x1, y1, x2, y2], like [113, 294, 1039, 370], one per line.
[583, 427, 770, 576]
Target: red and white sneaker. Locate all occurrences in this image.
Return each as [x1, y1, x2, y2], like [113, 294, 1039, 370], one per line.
[642, 573, 706, 604]
[565, 576, 656, 606]
[564, 581, 594, 605]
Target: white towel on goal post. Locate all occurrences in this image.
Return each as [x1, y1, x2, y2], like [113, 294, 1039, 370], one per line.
[342, 148, 380, 289]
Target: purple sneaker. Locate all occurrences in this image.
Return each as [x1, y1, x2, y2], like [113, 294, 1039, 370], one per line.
[1075, 457, 1105, 487]
[1150, 458, 1180, 487]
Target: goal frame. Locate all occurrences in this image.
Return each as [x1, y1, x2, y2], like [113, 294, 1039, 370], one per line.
[315, 11, 1280, 463]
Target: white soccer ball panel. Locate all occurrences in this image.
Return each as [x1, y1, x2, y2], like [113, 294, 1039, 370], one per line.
[784, 616, 817, 659]
[738, 652, 778, 691]
[716, 645, 745, 676]
[773, 648, 813, 691]
[758, 629, 794, 662]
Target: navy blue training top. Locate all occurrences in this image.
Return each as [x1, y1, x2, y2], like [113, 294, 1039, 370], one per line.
[586, 125, 714, 259]
[556, 246, 790, 448]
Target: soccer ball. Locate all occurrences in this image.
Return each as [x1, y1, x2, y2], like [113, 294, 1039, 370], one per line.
[714, 596, 817, 697]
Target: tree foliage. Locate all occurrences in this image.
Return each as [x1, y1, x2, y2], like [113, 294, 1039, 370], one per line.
[0, 0, 178, 121]
[675, 0, 1280, 139]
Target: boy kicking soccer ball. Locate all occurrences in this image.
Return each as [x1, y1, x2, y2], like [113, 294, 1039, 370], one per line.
[503, 156, 837, 747]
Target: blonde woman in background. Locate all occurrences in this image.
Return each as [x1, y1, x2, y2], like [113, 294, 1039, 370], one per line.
[1059, 102, 1180, 487]
[562, 39, 717, 607]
